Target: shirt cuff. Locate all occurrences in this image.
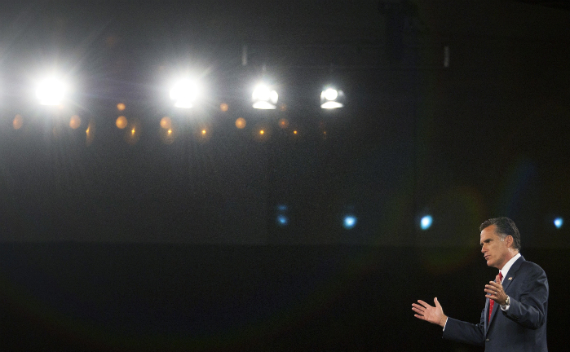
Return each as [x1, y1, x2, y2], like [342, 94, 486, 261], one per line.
[443, 317, 448, 331]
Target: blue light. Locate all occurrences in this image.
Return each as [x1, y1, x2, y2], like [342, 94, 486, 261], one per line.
[276, 214, 288, 226]
[554, 217, 564, 229]
[343, 215, 357, 230]
[420, 215, 433, 230]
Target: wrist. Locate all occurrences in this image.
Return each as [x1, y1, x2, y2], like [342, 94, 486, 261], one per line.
[440, 315, 448, 327]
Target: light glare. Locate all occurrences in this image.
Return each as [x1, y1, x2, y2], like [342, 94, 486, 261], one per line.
[343, 215, 357, 229]
[554, 217, 564, 229]
[170, 78, 199, 108]
[252, 84, 278, 109]
[36, 76, 67, 106]
[420, 215, 433, 230]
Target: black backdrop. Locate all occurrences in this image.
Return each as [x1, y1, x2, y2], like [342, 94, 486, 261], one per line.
[0, 245, 567, 351]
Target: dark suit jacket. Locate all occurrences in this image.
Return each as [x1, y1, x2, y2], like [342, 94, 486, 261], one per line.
[442, 255, 548, 351]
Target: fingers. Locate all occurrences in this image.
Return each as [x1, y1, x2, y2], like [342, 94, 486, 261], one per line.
[434, 297, 441, 307]
[417, 300, 431, 308]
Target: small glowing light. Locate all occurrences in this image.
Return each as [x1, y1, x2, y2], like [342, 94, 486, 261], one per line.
[554, 217, 564, 229]
[277, 204, 288, 212]
[170, 78, 199, 108]
[131, 128, 136, 135]
[160, 126, 176, 144]
[278, 118, 289, 129]
[220, 103, 229, 112]
[343, 215, 357, 230]
[260, 130, 265, 135]
[69, 115, 81, 129]
[160, 116, 172, 129]
[36, 76, 68, 106]
[116, 116, 128, 129]
[235, 117, 246, 129]
[201, 129, 207, 135]
[13, 114, 23, 130]
[252, 84, 278, 109]
[279, 104, 287, 111]
[117, 103, 126, 111]
[420, 215, 433, 230]
[85, 120, 95, 146]
[276, 215, 289, 226]
[293, 130, 298, 135]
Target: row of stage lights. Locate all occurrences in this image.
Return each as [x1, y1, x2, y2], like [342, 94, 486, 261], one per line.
[34, 74, 346, 110]
[276, 210, 566, 231]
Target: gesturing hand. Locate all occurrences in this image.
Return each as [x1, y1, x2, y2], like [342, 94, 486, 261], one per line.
[412, 297, 448, 327]
[484, 274, 508, 305]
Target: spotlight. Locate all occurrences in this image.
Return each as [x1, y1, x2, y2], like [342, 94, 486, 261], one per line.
[420, 215, 433, 230]
[252, 83, 278, 109]
[36, 76, 68, 106]
[554, 217, 564, 229]
[170, 78, 200, 108]
[320, 86, 345, 109]
[343, 215, 357, 230]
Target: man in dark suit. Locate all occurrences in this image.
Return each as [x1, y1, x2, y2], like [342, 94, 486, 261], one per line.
[412, 217, 548, 351]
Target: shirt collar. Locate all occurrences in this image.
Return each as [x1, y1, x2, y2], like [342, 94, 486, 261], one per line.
[500, 252, 521, 280]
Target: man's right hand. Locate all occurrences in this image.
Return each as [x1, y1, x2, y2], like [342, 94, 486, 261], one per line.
[412, 297, 448, 327]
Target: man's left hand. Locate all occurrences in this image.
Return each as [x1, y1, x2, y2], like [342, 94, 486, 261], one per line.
[484, 274, 508, 305]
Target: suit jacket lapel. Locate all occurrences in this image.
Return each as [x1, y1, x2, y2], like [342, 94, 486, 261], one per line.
[486, 255, 525, 335]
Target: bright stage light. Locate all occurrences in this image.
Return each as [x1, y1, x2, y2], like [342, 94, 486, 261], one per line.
[252, 84, 278, 109]
[343, 215, 357, 230]
[320, 86, 345, 109]
[420, 215, 433, 230]
[554, 217, 564, 229]
[36, 76, 68, 106]
[170, 78, 200, 108]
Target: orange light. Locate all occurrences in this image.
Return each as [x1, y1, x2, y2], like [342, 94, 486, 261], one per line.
[260, 130, 265, 135]
[160, 117, 171, 129]
[13, 114, 23, 130]
[278, 118, 289, 129]
[131, 128, 136, 135]
[293, 130, 298, 135]
[167, 129, 172, 135]
[201, 129, 207, 135]
[235, 117, 246, 129]
[85, 120, 95, 146]
[117, 103, 126, 111]
[116, 116, 128, 129]
[220, 103, 229, 112]
[69, 115, 81, 129]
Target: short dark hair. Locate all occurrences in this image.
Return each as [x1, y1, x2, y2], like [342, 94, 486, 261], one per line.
[480, 217, 521, 251]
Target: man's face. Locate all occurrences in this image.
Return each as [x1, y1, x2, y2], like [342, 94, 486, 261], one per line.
[480, 224, 511, 269]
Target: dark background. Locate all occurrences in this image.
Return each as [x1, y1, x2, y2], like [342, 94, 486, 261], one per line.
[0, 0, 569, 350]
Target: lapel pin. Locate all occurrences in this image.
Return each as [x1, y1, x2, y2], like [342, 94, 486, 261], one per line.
[508, 277, 513, 280]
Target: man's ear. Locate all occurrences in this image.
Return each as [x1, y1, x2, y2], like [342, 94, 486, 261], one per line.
[506, 235, 514, 248]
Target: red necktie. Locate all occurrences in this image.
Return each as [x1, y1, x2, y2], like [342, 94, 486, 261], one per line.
[488, 272, 503, 322]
